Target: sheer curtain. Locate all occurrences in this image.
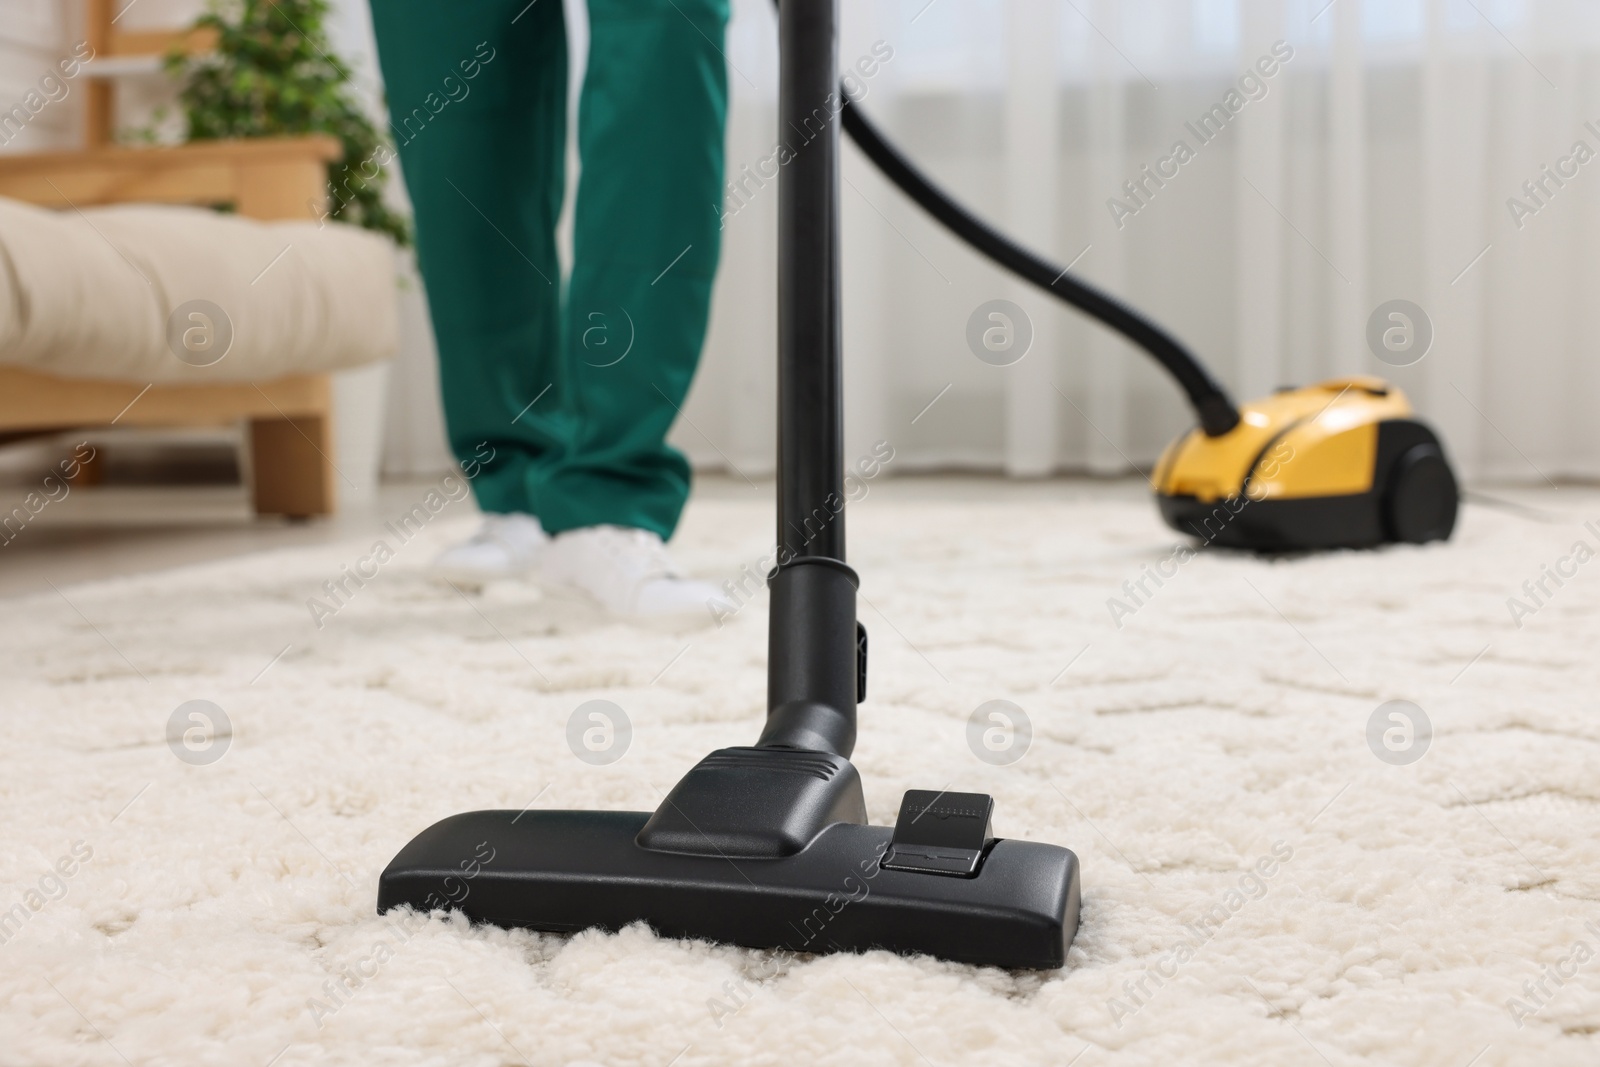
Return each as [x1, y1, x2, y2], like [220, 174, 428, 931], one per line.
[679, 0, 1600, 484]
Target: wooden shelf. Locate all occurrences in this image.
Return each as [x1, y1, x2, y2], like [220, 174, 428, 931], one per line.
[0, 135, 341, 218]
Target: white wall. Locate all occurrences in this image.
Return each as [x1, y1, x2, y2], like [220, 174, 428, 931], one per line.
[7, 0, 1600, 487]
[681, 0, 1600, 485]
[0, 0, 79, 152]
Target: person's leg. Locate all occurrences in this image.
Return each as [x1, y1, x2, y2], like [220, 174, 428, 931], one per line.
[529, 0, 730, 539]
[369, 0, 569, 515]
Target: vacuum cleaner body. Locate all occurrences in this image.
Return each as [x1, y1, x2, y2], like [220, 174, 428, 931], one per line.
[838, 75, 1465, 555]
[1153, 377, 1459, 550]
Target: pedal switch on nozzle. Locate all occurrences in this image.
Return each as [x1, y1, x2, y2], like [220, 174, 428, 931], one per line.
[881, 790, 995, 877]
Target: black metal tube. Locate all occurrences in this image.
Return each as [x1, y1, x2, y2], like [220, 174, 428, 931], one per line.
[777, 0, 845, 560]
[760, 557, 858, 756]
[764, 0, 857, 759]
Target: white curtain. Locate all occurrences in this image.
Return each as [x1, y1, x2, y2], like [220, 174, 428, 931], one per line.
[677, 0, 1600, 484]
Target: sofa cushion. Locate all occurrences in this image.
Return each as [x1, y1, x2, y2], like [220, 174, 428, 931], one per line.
[0, 196, 398, 382]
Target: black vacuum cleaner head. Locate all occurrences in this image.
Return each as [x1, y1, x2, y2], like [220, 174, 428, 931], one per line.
[379, 750, 1080, 970]
[380, 552, 1080, 971]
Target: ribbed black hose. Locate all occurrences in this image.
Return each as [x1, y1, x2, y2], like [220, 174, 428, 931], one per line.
[837, 96, 1241, 437]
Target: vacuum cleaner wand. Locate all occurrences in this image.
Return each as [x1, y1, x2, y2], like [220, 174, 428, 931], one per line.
[377, 0, 1081, 971]
[763, 0, 858, 759]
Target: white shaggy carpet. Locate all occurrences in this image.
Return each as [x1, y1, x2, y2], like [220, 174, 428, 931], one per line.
[3, 479, 1599, 1066]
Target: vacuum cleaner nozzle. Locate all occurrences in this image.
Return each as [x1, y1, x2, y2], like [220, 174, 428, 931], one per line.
[379, 750, 1081, 970]
[379, 555, 1083, 970]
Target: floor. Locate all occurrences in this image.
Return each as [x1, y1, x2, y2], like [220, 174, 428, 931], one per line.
[0, 470, 1134, 598]
[2, 474, 1596, 1066]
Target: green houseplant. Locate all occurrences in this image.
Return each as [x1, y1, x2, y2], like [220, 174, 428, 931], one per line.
[163, 0, 410, 245]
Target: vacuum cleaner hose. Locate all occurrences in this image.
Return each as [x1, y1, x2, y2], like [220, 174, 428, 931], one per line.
[836, 96, 1241, 438]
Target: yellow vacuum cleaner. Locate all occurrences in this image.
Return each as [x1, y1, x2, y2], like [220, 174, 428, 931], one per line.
[1153, 376, 1458, 549]
[842, 102, 1459, 551]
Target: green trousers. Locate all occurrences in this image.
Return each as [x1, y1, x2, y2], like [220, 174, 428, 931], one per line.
[370, 0, 729, 538]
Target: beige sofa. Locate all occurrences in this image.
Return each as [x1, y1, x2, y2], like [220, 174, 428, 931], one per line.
[0, 136, 397, 516]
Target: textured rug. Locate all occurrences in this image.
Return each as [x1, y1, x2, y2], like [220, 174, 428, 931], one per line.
[2, 479, 1598, 1066]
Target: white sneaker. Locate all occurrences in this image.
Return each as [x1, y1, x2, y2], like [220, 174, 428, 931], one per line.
[541, 524, 721, 621]
[430, 513, 548, 586]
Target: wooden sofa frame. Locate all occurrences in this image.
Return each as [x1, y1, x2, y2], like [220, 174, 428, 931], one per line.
[0, 4, 348, 517]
